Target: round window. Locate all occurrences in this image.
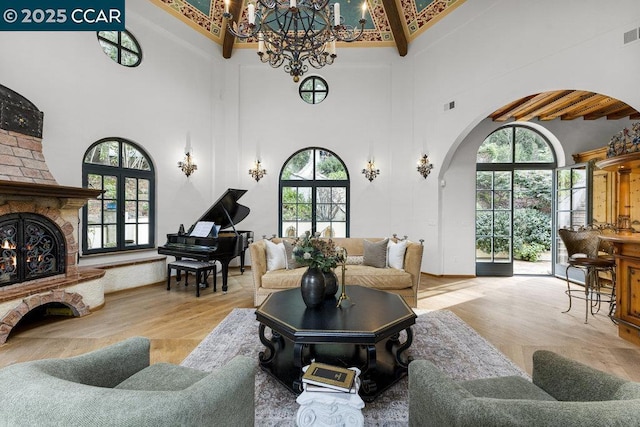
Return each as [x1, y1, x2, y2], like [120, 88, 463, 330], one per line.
[97, 30, 142, 67]
[299, 76, 328, 104]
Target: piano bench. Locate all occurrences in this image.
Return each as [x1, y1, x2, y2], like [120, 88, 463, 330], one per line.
[167, 260, 218, 297]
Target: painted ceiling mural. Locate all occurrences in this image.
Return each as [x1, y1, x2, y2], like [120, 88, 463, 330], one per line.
[148, 0, 465, 48]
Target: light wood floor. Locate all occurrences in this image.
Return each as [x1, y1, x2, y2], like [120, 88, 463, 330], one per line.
[1, 269, 639, 382]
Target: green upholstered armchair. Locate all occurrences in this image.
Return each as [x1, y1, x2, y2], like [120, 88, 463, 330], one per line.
[0, 337, 255, 426]
[409, 350, 640, 427]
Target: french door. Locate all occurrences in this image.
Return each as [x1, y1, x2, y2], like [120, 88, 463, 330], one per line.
[554, 163, 592, 282]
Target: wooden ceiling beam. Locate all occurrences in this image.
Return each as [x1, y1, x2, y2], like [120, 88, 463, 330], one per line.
[222, 0, 244, 59]
[584, 103, 631, 120]
[381, 0, 408, 56]
[605, 106, 639, 120]
[490, 96, 537, 121]
[538, 93, 601, 120]
[506, 91, 567, 121]
[516, 90, 590, 121]
[560, 96, 617, 120]
[489, 90, 640, 121]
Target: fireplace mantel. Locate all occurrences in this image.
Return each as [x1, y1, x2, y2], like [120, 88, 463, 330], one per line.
[0, 180, 103, 207]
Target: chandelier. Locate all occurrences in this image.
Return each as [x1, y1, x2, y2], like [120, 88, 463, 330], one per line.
[223, 0, 367, 82]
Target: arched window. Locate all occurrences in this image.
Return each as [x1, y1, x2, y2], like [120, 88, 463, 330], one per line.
[82, 138, 155, 254]
[475, 125, 556, 276]
[279, 148, 349, 237]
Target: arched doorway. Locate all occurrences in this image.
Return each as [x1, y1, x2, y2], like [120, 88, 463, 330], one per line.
[475, 124, 557, 276]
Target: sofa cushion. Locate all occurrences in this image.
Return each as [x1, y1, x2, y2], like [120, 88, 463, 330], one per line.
[346, 255, 363, 265]
[387, 239, 407, 270]
[265, 239, 287, 271]
[283, 240, 302, 269]
[114, 363, 209, 391]
[363, 238, 388, 268]
[262, 267, 308, 289]
[345, 265, 412, 289]
[461, 376, 556, 401]
[613, 382, 640, 400]
[261, 265, 413, 290]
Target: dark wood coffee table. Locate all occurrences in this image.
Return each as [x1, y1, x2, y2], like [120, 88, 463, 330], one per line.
[255, 285, 416, 402]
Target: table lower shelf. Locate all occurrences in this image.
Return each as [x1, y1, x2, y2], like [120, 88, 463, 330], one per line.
[258, 327, 412, 402]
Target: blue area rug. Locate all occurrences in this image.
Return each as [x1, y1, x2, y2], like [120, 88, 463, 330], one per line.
[182, 308, 526, 426]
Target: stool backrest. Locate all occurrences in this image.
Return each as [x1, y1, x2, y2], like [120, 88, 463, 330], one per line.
[558, 228, 601, 258]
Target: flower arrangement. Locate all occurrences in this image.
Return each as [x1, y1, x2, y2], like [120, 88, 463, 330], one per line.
[292, 231, 345, 271]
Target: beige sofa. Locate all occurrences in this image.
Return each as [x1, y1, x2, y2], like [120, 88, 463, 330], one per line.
[249, 237, 423, 307]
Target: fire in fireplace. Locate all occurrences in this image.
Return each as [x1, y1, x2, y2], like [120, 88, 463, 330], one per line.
[0, 213, 65, 286]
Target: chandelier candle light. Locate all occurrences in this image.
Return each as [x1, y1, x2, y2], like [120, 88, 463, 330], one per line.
[417, 154, 433, 179]
[362, 160, 379, 182]
[178, 137, 197, 177]
[249, 160, 267, 181]
[224, 0, 367, 82]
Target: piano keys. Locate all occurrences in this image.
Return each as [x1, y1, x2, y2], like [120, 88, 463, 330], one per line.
[158, 188, 254, 293]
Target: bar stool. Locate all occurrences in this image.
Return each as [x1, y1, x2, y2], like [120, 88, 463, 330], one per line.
[558, 226, 616, 323]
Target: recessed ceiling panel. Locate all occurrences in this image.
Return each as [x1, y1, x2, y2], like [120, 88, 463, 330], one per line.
[149, 0, 466, 48]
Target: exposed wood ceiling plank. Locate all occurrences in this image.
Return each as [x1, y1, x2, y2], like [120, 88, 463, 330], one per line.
[489, 90, 640, 121]
[222, 0, 244, 59]
[584, 103, 631, 120]
[506, 91, 566, 120]
[605, 106, 639, 120]
[516, 90, 590, 121]
[538, 93, 602, 120]
[381, 0, 408, 56]
[490, 96, 537, 121]
[560, 96, 617, 120]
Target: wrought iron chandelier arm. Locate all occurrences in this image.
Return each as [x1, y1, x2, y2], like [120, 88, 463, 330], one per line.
[224, 0, 368, 82]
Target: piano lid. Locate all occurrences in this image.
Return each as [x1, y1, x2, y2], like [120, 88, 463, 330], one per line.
[194, 188, 249, 231]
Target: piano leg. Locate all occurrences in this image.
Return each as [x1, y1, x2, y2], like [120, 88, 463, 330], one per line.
[220, 260, 231, 293]
[240, 250, 246, 274]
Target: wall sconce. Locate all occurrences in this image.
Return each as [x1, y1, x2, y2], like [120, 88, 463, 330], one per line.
[249, 160, 267, 182]
[417, 154, 433, 179]
[362, 160, 380, 182]
[178, 152, 197, 177]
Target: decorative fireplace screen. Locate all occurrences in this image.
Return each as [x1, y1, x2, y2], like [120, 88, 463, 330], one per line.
[0, 213, 65, 286]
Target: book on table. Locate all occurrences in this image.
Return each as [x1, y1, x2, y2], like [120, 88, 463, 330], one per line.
[303, 377, 360, 394]
[301, 362, 356, 393]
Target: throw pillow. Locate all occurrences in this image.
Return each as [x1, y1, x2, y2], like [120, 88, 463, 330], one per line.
[387, 239, 407, 270]
[265, 239, 286, 271]
[363, 238, 389, 268]
[346, 255, 364, 265]
[283, 240, 302, 269]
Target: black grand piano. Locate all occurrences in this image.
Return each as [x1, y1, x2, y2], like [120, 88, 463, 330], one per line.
[158, 188, 253, 293]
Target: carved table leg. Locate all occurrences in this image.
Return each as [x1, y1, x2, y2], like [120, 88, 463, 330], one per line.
[258, 323, 279, 365]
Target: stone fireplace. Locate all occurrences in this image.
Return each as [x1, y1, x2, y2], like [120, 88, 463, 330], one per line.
[0, 84, 102, 343]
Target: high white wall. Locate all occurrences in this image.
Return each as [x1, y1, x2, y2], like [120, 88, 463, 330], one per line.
[1, 0, 639, 276]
